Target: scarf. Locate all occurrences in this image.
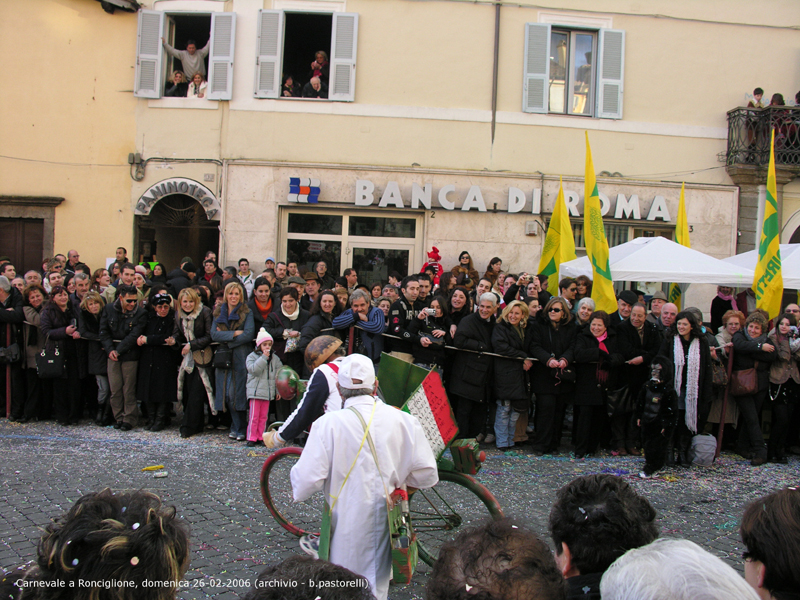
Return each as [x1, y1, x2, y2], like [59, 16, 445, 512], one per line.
[177, 305, 216, 414]
[282, 303, 300, 320]
[595, 331, 610, 384]
[717, 288, 738, 311]
[215, 302, 242, 327]
[255, 297, 272, 321]
[673, 335, 701, 433]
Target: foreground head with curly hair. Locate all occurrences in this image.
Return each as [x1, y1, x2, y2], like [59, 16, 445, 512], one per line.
[426, 518, 565, 600]
[549, 474, 658, 580]
[244, 555, 374, 600]
[2, 488, 190, 600]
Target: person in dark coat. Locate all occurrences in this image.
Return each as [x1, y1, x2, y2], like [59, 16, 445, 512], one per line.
[450, 292, 497, 438]
[211, 281, 255, 441]
[527, 296, 578, 455]
[635, 356, 678, 477]
[136, 292, 180, 431]
[0, 276, 25, 419]
[166, 262, 197, 299]
[298, 290, 342, 377]
[409, 295, 452, 373]
[658, 311, 716, 467]
[491, 300, 533, 451]
[39, 286, 81, 426]
[615, 302, 661, 455]
[572, 311, 625, 458]
[709, 286, 737, 333]
[21, 284, 49, 422]
[265, 287, 310, 375]
[731, 312, 778, 466]
[174, 287, 214, 438]
[249, 276, 278, 332]
[78, 291, 110, 424]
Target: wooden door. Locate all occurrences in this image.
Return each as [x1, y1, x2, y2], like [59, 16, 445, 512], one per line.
[0, 218, 44, 275]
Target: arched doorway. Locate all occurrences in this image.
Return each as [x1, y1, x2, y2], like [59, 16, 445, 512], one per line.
[135, 194, 219, 270]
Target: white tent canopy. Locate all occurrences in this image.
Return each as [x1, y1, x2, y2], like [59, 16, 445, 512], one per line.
[721, 244, 800, 289]
[558, 236, 755, 286]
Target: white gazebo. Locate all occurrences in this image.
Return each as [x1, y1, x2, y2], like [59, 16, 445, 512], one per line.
[721, 244, 800, 289]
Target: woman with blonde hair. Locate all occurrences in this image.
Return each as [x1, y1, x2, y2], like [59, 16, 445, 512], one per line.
[491, 300, 533, 450]
[174, 287, 214, 438]
[212, 281, 255, 441]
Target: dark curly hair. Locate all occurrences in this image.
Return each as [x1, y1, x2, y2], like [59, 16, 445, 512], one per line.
[243, 555, 374, 600]
[426, 519, 565, 600]
[12, 489, 190, 600]
[549, 474, 658, 575]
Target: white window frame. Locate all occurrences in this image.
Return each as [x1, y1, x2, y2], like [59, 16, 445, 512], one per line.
[253, 10, 359, 102]
[523, 23, 624, 119]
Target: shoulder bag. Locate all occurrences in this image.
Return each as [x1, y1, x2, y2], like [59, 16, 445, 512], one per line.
[730, 360, 758, 396]
[212, 343, 233, 369]
[0, 343, 21, 364]
[36, 335, 65, 379]
[711, 359, 728, 388]
[192, 346, 214, 367]
[606, 385, 633, 417]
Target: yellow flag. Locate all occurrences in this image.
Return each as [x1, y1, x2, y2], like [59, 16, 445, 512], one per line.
[584, 133, 617, 313]
[538, 177, 577, 291]
[668, 183, 690, 309]
[753, 129, 783, 319]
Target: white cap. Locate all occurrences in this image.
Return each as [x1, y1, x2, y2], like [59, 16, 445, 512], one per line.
[338, 354, 376, 390]
[256, 328, 273, 348]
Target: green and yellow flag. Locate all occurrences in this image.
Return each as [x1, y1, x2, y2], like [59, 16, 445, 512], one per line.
[538, 177, 577, 290]
[584, 133, 617, 313]
[668, 183, 690, 309]
[753, 129, 783, 319]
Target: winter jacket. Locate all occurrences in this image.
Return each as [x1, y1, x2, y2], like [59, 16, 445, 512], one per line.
[22, 305, 44, 369]
[39, 301, 78, 377]
[137, 309, 180, 404]
[211, 302, 255, 412]
[78, 309, 107, 375]
[450, 312, 495, 402]
[99, 299, 147, 361]
[246, 349, 283, 400]
[617, 319, 661, 395]
[173, 304, 213, 353]
[388, 295, 420, 355]
[166, 268, 193, 298]
[409, 313, 452, 368]
[527, 318, 577, 396]
[298, 313, 335, 356]
[658, 333, 716, 411]
[265, 307, 310, 373]
[491, 320, 530, 403]
[573, 327, 625, 406]
[767, 329, 800, 385]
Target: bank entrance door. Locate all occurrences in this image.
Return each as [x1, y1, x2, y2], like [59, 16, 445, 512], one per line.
[280, 208, 421, 285]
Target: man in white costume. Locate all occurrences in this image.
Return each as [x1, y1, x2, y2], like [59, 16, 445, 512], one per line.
[290, 354, 439, 600]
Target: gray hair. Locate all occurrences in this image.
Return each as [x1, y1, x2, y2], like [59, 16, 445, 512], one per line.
[600, 539, 760, 600]
[479, 292, 498, 306]
[74, 272, 89, 282]
[0, 275, 10, 293]
[349, 289, 370, 305]
[576, 297, 596, 312]
[338, 386, 373, 401]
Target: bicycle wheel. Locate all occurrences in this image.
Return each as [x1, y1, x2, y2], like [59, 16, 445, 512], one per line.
[260, 447, 324, 537]
[410, 470, 504, 567]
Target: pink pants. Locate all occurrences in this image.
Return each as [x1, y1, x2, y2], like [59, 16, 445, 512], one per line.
[247, 398, 271, 442]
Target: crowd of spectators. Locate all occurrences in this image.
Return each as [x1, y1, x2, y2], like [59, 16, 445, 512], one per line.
[2, 476, 797, 600]
[1, 247, 798, 470]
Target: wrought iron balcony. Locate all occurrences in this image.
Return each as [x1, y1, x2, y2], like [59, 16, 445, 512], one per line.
[726, 106, 800, 167]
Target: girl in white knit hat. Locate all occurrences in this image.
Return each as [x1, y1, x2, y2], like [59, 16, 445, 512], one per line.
[245, 328, 283, 446]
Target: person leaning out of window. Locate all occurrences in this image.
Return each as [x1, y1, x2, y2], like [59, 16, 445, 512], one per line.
[187, 72, 208, 99]
[165, 70, 188, 97]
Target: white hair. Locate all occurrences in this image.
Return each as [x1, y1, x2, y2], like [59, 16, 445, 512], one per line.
[600, 538, 759, 600]
[576, 297, 595, 312]
[479, 292, 498, 306]
[349, 289, 370, 305]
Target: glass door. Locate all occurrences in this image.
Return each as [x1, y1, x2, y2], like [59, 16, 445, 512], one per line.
[349, 243, 415, 288]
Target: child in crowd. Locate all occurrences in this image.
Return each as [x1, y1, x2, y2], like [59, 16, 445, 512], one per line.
[636, 356, 678, 478]
[245, 328, 283, 447]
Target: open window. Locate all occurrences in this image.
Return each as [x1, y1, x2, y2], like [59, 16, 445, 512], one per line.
[523, 23, 624, 119]
[134, 9, 236, 100]
[255, 9, 358, 101]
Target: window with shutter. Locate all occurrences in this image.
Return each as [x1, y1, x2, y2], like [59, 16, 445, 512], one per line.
[329, 13, 358, 101]
[207, 12, 236, 101]
[134, 10, 165, 98]
[523, 24, 624, 119]
[254, 10, 284, 98]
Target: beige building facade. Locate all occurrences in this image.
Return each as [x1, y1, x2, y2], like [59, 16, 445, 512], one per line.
[3, 0, 800, 305]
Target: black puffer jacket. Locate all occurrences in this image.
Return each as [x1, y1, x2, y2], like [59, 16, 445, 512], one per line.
[527, 318, 577, 396]
[450, 312, 495, 402]
[491, 320, 530, 403]
[79, 309, 107, 375]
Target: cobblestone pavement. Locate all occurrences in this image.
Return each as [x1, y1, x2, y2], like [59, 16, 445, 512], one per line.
[1, 418, 798, 599]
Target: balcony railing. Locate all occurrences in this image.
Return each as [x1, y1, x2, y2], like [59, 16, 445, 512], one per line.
[726, 106, 800, 167]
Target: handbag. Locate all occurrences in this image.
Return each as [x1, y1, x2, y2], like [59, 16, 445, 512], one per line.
[605, 385, 633, 417]
[192, 346, 213, 367]
[35, 336, 65, 379]
[0, 343, 21, 364]
[212, 343, 233, 369]
[711, 360, 728, 388]
[730, 361, 758, 396]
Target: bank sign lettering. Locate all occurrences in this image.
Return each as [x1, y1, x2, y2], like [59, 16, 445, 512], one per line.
[354, 179, 672, 222]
